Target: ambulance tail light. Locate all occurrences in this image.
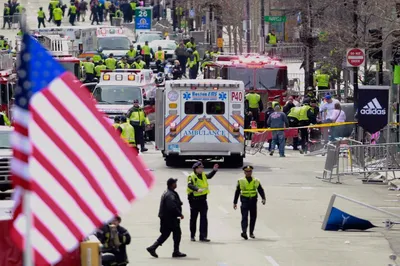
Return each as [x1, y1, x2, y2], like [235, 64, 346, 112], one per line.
[103, 74, 110, 80]
[233, 123, 239, 132]
[170, 122, 177, 131]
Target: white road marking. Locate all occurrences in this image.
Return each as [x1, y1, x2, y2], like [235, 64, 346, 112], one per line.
[218, 206, 229, 214]
[265, 256, 280, 266]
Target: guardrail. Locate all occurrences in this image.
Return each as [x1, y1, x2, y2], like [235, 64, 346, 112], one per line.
[317, 139, 400, 184]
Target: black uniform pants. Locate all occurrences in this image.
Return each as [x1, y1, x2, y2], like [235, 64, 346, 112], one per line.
[38, 17, 46, 28]
[2, 17, 10, 29]
[69, 14, 76, 25]
[133, 125, 145, 150]
[48, 9, 53, 22]
[241, 200, 257, 234]
[249, 108, 260, 126]
[55, 19, 61, 26]
[298, 121, 310, 151]
[157, 218, 181, 252]
[91, 13, 99, 24]
[288, 118, 299, 149]
[144, 55, 151, 69]
[189, 198, 208, 239]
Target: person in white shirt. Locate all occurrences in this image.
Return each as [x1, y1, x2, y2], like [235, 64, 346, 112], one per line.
[320, 94, 339, 121]
[327, 102, 346, 141]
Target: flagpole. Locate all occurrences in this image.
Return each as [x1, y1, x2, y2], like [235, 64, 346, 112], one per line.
[19, 11, 34, 266]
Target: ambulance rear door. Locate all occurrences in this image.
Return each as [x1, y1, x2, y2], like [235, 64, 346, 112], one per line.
[180, 86, 230, 144]
[228, 86, 245, 145]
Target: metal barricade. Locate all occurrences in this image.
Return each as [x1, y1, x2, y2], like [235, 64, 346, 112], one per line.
[318, 140, 400, 184]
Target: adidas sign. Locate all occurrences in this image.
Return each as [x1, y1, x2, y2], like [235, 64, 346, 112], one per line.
[360, 98, 386, 115]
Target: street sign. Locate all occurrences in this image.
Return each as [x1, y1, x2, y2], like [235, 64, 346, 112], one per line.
[346, 48, 365, 67]
[217, 38, 223, 48]
[264, 16, 286, 23]
[135, 7, 152, 31]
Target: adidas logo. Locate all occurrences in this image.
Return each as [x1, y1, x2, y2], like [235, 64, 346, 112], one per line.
[360, 98, 386, 115]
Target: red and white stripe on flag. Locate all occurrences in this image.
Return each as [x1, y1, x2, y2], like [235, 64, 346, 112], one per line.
[11, 73, 155, 265]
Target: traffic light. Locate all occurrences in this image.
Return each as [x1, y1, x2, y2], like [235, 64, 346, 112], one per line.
[368, 28, 383, 60]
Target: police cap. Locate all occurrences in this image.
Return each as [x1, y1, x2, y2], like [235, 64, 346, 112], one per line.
[167, 178, 178, 186]
[242, 165, 254, 171]
[114, 116, 121, 123]
[192, 161, 204, 169]
[120, 116, 127, 123]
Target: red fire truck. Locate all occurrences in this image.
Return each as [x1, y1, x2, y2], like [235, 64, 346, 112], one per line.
[0, 51, 16, 118]
[203, 55, 288, 123]
[54, 55, 82, 79]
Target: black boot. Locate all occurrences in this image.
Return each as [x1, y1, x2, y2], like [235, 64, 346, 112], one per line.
[172, 251, 187, 258]
[146, 241, 160, 258]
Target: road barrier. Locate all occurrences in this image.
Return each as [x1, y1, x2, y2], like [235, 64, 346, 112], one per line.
[317, 139, 400, 184]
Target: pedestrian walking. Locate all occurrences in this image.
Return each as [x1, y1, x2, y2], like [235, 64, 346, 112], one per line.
[68, 3, 77, 26]
[187, 161, 218, 242]
[267, 105, 289, 157]
[146, 178, 187, 258]
[233, 165, 266, 240]
[37, 7, 46, 28]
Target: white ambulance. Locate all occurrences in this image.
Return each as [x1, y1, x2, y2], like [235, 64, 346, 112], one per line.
[92, 69, 157, 137]
[155, 80, 245, 167]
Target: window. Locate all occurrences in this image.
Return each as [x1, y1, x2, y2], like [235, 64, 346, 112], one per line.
[185, 101, 203, 114]
[206, 102, 225, 115]
[93, 85, 142, 105]
[0, 131, 11, 148]
[98, 37, 131, 50]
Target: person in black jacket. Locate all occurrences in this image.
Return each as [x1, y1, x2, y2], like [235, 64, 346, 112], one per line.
[96, 216, 131, 266]
[146, 178, 187, 258]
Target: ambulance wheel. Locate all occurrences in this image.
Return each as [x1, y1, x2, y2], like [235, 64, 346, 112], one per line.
[226, 156, 243, 168]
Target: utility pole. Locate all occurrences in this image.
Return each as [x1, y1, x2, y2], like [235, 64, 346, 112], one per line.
[172, 0, 177, 31]
[353, 0, 359, 111]
[246, 0, 251, 53]
[260, 0, 265, 54]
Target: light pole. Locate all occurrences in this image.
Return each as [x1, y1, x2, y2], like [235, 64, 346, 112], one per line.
[246, 0, 251, 53]
[260, 0, 265, 54]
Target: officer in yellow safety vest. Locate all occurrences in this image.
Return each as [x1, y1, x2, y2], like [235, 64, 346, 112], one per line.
[93, 49, 104, 64]
[117, 116, 138, 152]
[127, 99, 150, 152]
[16, 4, 23, 14]
[81, 56, 95, 81]
[0, 36, 5, 50]
[245, 87, 263, 124]
[126, 45, 137, 60]
[131, 57, 143, 69]
[53, 5, 63, 26]
[154, 46, 165, 62]
[0, 111, 11, 126]
[192, 47, 200, 73]
[113, 116, 121, 129]
[185, 37, 196, 49]
[105, 53, 117, 70]
[141, 41, 153, 69]
[2, 4, 11, 29]
[186, 48, 197, 79]
[48, 0, 59, 22]
[37, 7, 46, 28]
[187, 161, 219, 242]
[117, 56, 130, 69]
[298, 103, 316, 154]
[95, 60, 106, 78]
[315, 71, 330, 90]
[16, 30, 23, 37]
[287, 106, 301, 150]
[266, 29, 277, 45]
[271, 95, 282, 110]
[2, 40, 10, 51]
[114, 8, 123, 19]
[233, 165, 266, 240]
[68, 3, 77, 26]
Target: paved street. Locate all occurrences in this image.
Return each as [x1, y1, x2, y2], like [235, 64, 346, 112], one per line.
[121, 145, 400, 266]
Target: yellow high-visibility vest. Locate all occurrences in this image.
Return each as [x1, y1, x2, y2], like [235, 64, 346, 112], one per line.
[238, 177, 260, 198]
[187, 172, 209, 196]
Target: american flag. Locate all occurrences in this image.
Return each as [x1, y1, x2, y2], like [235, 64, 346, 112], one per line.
[10, 34, 155, 265]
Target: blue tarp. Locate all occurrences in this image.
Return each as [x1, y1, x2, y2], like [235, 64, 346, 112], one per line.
[324, 207, 376, 231]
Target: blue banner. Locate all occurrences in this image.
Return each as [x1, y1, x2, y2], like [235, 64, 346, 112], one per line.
[324, 207, 376, 231]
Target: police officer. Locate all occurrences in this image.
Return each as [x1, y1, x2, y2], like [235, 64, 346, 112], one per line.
[298, 103, 317, 154]
[117, 116, 137, 152]
[141, 41, 152, 68]
[186, 48, 197, 79]
[126, 45, 137, 62]
[131, 56, 143, 69]
[127, 99, 150, 152]
[53, 5, 63, 26]
[233, 165, 266, 240]
[146, 178, 186, 258]
[112, 116, 121, 129]
[37, 7, 46, 28]
[96, 216, 131, 266]
[266, 29, 277, 46]
[2, 4, 11, 29]
[48, 0, 59, 22]
[117, 56, 130, 69]
[303, 87, 317, 104]
[315, 70, 330, 91]
[105, 53, 117, 70]
[0, 111, 11, 126]
[82, 57, 95, 82]
[192, 47, 200, 75]
[154, 46, 165, 63]
[95, 60, 106, 79]
[185, 37, 196, 49]
[271, 95, 281, 109]
[287, 106, 301, 151]
[68, 3, 77, 26]
[245, 87, 263, 125]
[187, 161, 219, 242]
[93, 48, 104, 64]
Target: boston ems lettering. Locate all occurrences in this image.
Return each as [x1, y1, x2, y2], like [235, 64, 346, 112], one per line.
[184, 130, 226, 136]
